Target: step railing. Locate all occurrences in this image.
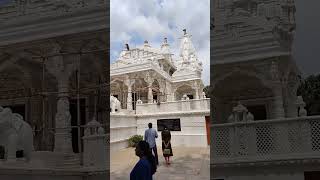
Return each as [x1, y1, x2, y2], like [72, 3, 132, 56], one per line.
[212, 115, 320, 165]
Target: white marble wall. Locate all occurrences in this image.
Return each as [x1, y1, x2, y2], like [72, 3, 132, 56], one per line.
[136, 113, 209, 147]
[136, 98, 210, 114]
[110, 114, 137, 152]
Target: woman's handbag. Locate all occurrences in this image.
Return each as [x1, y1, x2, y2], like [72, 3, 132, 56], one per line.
[163, 141, 171, 155]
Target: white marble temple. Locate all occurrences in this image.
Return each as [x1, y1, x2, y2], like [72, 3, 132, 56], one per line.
[110, 29, 210, 150]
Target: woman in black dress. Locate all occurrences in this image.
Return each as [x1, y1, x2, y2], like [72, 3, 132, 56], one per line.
[161, 126, 173, 165]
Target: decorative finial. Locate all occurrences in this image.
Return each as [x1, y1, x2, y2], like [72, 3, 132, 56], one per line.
[164, 37, 167, 43]
[183, 29, 187, 35]
[144, 40, 148, 44]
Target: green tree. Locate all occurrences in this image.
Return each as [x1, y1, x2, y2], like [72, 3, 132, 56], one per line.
[297, 74, 320, 115]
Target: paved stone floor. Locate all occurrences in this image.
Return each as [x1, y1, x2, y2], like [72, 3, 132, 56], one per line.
[110, 146, 210, 180]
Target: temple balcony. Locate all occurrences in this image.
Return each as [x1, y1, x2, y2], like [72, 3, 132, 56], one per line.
[212, 115, 320, 167]
[135, 98, 210, 114]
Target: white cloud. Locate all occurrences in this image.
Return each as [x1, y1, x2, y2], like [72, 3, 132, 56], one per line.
[111, 0, 210, 85]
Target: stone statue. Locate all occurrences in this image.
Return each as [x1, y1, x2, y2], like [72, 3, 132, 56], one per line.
[0, 106, 34, 162]
[202, 92, 206, 99]
[227, 114, 234, 123]
[246, 112, 254, 121]
[110, 95, 121, 113]
[182, 94, 189, 101]
[296, 96, 307, 117]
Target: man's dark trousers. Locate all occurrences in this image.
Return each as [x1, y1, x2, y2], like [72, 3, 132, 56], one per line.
[151, 145, 159, 165]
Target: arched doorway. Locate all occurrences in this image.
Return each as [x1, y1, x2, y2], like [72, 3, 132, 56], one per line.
[175, 84, 195, 101]
[213, 71, 274, 123]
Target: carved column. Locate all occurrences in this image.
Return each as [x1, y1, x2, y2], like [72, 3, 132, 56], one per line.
[271, 86, 289, 154]
[148, 85, 153, 103]
[272, 88, 285, 119]
[127, 85, 133, 110]
[124, 77, 134, 110]
[144, 72, 154, 103]
[45, 43, 77, 153]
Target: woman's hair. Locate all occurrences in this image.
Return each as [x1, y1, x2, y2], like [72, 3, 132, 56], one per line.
[137, 141, 157, 174]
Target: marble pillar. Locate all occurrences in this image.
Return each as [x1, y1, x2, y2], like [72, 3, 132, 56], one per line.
[53, 78, 73, 153]
[127, 85, 133, 110]
[124, 77, 134, 110]
[148, 85, 153, 103]
[45, 44, 77, 153]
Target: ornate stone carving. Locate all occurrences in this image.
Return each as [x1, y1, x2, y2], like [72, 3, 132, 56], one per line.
[296, 96, 307, 117]
[110, 95, 121, 113]
[0, 106, 34, 162]
[202, 92, 206, 99]
[54, 97, 72, 153]
[228, 102, 254, 122]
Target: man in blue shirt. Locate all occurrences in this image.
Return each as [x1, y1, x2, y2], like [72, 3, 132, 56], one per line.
[144, 123, 159, 165]
[130, 141, 156, 180]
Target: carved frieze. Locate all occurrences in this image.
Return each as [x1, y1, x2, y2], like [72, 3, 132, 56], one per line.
[0, 0, 107, 21]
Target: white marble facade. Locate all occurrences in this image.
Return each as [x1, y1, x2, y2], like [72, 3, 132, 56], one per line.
[0, 0, 108, 179]
[211, 0, 320, 180]
[110, 30, 210, 149]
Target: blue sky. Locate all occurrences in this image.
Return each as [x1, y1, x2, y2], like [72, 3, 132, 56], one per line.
[110, 0, 210, 85]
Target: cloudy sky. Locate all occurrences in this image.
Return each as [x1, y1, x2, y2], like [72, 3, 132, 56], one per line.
[293, 1, 320, 77]
[0, 0, 318, 80]
[110, 0, 210, 85]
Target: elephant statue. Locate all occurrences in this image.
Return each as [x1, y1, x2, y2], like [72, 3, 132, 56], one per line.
[110, 95, 121, 113]
[0, 106, 34, 162]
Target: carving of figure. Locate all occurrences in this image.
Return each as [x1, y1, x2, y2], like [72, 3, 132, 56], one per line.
[110, 95, 121, 113]
[0, 106, 34, 161]
[246, 112, 254, 121]
[296, 96, 307, 117]
[181, 94, 189, 101]
[202, 92, 206, 98]
[232, 102, 248, 122]
[227, 114, 234, 123]
[55, 98, 71, 128]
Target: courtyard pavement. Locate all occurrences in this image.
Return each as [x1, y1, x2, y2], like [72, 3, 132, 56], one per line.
[110, 146, 210, 180]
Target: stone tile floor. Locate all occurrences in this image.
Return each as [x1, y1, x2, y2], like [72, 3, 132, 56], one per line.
[110, 146, 210, 180]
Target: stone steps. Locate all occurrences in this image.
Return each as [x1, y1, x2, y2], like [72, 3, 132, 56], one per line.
[31, 151, 81, 169]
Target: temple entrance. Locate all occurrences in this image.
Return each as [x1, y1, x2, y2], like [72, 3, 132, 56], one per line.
[213, 72, 273, 123]
[69, 98, 86, 153]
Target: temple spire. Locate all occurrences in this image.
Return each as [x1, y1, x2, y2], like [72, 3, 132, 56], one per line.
[161, 37, 170, 54]
[144, 40, 151, 49]
[179, 29, 197, 62]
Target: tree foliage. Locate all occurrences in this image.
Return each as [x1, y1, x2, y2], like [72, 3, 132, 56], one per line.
[297, 74, 320, 115]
